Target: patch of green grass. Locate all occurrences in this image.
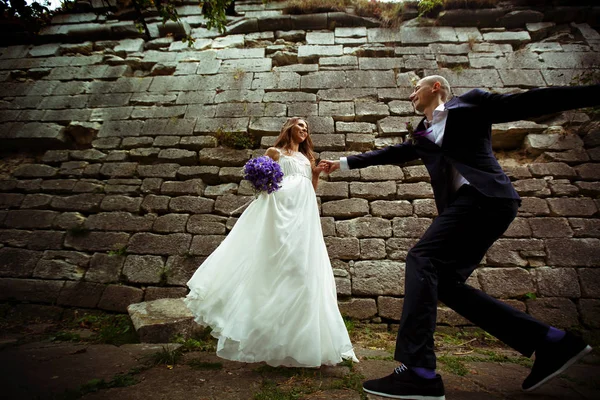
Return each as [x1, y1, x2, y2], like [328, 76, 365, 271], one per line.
[438, 355, 470, 376]
[50, 331, 82, 342]
[108, 245, 128, 257]
[215, 128, 256, 150]
[172, 328, 218, 352]
[188, 360, 223, 370]
[61, 371, 139, 399]
[75, 314, 139, 346]
[343, 317, 356, 335]
[145, 346, 183, 366]
[253, 380, 302, 400]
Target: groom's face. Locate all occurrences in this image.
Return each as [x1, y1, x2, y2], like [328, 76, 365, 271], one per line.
[410, 79, 435, 113]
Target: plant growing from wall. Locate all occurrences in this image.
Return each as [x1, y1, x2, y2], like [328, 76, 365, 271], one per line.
[215, 127, 256, 149]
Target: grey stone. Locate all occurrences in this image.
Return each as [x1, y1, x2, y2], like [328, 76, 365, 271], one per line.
[478, 267, 534, 298]
[322, 198, 369, 218]
[315, 181, 348, 200]
[34, 250, 89, 280]
[526, 298, 578, 329]
[199, 148, 250, 167]
[324, 237, 360, 260]
[336, 217, 392, 238]
[352, 260, 404, 296]
[486, 238, 545, 267]
[85, 253, 124, 284]
[535, 267, 580, 298]
[51, 194, 104, 212]
[128, 233, 191, 256]
[12, 164, 57, 178]
[350, 181, 396, 200]
[338, 298, 377, 320]
[57, 281, 105, 308]
[128, 298, 196, 343]
[529, 217, 573, 238]
[4, 210, 58, 229]
[123, 255, 165, 284]
[137, 164, 179, 179]
[547, 198, 597, 217]
[84, 212, 155, 232]
[65, 231, 130, 252]
[187, 214, 228, 235]
[397, 182, 434, 199]
[0, 247, 42, 278]
[518, 197, 550, 217]
[569, 218, 600, 238]
[169, 196, 214, 214]
[99, 284, 144, 313]
[0, 278, 63, 303]
[360, 238, 386, 260]
[546, 238, 600, 267]
[189, 235, 225, 256]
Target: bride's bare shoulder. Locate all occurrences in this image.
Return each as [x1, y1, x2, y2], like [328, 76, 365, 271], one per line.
[265, 147, 280, 161]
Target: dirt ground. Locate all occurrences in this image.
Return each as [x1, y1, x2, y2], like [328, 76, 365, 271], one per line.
[1, 307, 599, 400]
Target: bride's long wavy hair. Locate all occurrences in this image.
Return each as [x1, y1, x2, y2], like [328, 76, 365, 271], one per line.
[273, 117, 315, 163]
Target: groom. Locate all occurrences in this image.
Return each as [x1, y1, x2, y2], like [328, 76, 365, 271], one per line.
[320, 75, 599, 400]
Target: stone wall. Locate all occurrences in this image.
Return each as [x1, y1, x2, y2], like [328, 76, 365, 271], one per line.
[0, 0, 599, 331]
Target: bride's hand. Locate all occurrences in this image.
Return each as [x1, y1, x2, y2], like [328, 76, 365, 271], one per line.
[316, 161, 329, 173]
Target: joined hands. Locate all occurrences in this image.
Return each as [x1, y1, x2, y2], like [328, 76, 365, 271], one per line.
[317, 160, 341, 174]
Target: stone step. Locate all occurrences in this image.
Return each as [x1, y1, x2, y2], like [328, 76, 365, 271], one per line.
[127, 297, 199, 343]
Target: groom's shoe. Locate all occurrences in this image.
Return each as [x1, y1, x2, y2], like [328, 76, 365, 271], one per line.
[522, 332, 592, 392]
[363, 365, 445, 400]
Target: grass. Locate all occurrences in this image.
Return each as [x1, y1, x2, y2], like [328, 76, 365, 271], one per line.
[144, 346, 184, 366]
[74, 313, 139, 346]
[61, 369, 141, 399]
[173, 327, 218, 352]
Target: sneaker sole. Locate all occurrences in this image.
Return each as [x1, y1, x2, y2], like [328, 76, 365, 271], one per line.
[363, 387, 445, 400]
[523, 345, 593, 392]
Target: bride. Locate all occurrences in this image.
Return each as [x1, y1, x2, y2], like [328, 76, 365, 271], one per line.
[184, 117, 358, 367]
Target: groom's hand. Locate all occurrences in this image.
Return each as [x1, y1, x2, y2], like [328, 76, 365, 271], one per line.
[319, 160, 340, 174]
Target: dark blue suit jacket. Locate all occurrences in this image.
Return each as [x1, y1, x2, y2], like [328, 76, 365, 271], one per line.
[347, 85, 600, 213]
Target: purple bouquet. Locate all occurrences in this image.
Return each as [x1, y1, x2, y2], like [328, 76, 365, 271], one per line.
[243, 156, 284, 194]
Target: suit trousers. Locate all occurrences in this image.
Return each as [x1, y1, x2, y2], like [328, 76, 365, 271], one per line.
[395, 185, 550, 369]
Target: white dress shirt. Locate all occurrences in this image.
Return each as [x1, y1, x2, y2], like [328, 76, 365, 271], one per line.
[340, 103, 469, 193]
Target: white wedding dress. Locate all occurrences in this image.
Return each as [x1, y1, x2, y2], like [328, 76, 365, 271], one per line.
[184, 149, 358, 367]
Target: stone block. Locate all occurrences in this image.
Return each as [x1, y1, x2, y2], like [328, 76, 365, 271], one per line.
[529, 217, 573, 238]
[214, 194, 254, 216]
[85, 253, 124, 283]
[98, 284, 144, 313]
[546, 238, 600, 267]
[84, 212, 155, 232]
[144, 287, 188, 301]
[128, 233, 192, 255]
[97, 120, 143, 138]
[370, 200, 412, 219]
[0, 278, 63, 303]
[33, 250, 90, 281]
[360, 238, 386, 260]
[325, 237, 360, 260]
[528, 162, 577, 179]
[137, 164, 180, 179]
[486, 238, 545, 267]
[123, 255, 165, 284]
[518, 197, 550, 217]
[57, 281, 105, 308]
[4, 210, 58, 229]
[579, 299, 600, 329]
[346, 134, 374, 151]
[513, 178, 550, 197]
[0, 247, 43, 278]
[190, 235, 225, 256]
[65, 231, 130, 252]
[338, 298, 377, 320]
[569, 218, 600, 238]
[127, 298, 195, 343]
[100, 195, 142, 213]
[199, 148, 251, 167]
[12, 164, 57, 178]
[322, 198, 369, 218]
[535, 267, 580, 298]
[336, 217, 392, 238]
[352, 260, 404, 296]
[315, 181, 348, 200]
[187, 214, 228, 235]
[526, 298, 579, 329]
[141, 195, 170, 213]
[350, 181, 396, 200]
[153, 214, 189, 233]
[377, 296, 403, 321]
[392, 217, 432, 238]
[547, 198, 597, 217]
[478, 267, 534, 298]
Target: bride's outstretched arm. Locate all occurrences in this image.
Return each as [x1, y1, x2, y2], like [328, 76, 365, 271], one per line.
[312, 161, 326, 190]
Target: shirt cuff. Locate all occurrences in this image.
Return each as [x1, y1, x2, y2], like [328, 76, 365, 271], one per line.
[340, 157, 350, 171]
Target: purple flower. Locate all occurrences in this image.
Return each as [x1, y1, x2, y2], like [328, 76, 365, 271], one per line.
[243, 156, 284, 194]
